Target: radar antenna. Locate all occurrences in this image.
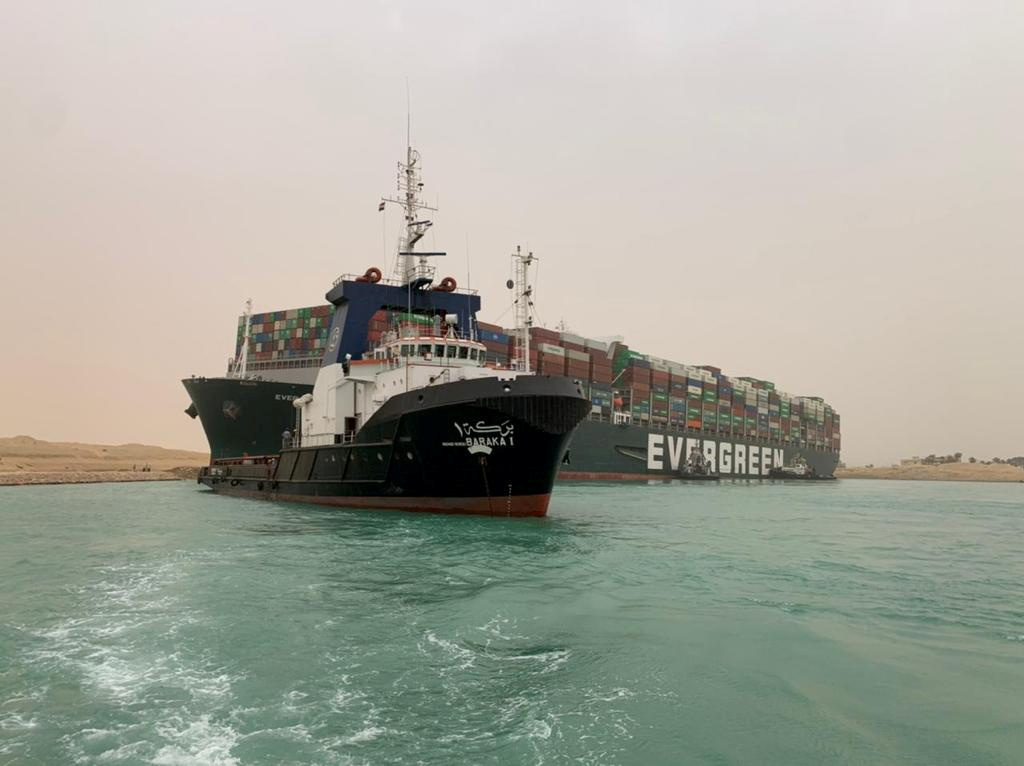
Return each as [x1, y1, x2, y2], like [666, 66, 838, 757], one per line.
[380, 143, 445, 286]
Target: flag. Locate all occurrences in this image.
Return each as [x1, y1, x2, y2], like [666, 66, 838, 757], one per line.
[378, 201, 386, 212]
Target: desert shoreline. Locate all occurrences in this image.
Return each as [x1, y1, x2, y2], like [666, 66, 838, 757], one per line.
[837, 464, 1024, 483]
[0, 470, 195, 487]
[4, 435, 1021, 487]
[1, 435, 208, 487]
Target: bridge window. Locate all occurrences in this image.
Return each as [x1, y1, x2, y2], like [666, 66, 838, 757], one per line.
[446, 344, 458, 358]
[434, 344, 445, 357]
[417, 344, 431, 356]
[458, 346, 469, 359]
[401, 344, 411, 356]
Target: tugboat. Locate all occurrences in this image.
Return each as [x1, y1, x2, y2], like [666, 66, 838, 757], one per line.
[196, 142, 590, 516]
[677, 442, 720, 481]
[767, 455, 836, 481]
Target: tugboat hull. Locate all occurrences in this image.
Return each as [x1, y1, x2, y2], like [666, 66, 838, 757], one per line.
[199, 376, 590, 517]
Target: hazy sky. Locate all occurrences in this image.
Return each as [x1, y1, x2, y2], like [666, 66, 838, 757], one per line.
[2, 1, 1022, 466]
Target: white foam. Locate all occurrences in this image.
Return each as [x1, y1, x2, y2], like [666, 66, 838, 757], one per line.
[330, 688, 366, 711]
[586, 687, 635, 703]
[343, 725, 387, 744]
[423, 631, 476, 670]
[152, 715, 240, 766]
[503, 649, 570, 673]
[0, 713, 38, 731]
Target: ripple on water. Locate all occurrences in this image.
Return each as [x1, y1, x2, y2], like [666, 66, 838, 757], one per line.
[2, 480, 1023, 765]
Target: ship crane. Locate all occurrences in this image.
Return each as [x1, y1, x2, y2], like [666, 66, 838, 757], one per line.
[229, 299, 254, 379]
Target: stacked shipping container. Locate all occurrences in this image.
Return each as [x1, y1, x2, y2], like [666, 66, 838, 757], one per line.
[235, 305, 334, 371]
[238, 305, 840, 453]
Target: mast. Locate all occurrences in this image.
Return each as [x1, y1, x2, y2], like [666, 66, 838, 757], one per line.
[231, 299, 253, 379]
[381, 143, 442, 285]
[510, 246, 537, 373]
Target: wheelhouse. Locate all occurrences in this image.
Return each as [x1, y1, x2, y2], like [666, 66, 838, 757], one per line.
[371, 334, 488, 367]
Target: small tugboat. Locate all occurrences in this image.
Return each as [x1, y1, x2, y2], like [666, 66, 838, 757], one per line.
[197, 142, 590, 516]
[767, 455, 836, 481]
[677, 443, 720, 481]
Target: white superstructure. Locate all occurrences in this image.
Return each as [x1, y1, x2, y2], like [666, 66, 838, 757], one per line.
[295, 323, 522, 448]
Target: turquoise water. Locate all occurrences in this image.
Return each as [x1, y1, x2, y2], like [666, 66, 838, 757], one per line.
[1, 480, 1022, 765]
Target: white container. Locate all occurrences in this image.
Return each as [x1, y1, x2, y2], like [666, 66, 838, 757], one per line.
[537, 342, 566, 357]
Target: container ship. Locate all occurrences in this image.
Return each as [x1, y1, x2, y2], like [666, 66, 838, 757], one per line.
[187, 311, 840, 479]
[190, 143, 590, 516]
[184, 151, 840, 481]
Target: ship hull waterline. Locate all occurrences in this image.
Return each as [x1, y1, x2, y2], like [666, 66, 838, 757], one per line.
[197, 376, 591, 517]
[184, 378, 840, 482]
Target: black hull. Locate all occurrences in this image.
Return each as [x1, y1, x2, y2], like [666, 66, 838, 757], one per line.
[199, 376, 590, 517]
[182, 377, 308, 460]
[560, 418, 840, 480]
[766, 469, 837, 481]
[184, 380, 840, 480]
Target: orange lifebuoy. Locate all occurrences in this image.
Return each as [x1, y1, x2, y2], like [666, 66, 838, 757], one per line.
[364, 267, 382, 283]
[434, 276, 457, 292]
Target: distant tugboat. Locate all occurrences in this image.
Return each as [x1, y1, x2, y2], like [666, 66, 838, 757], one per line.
[196, 142, 589, 516]
[767, 455, 836, 481]
[678, 442, 720, 481]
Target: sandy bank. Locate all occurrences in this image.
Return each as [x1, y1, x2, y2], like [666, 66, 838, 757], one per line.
[0, 470, 186, 487]
[0, 436, 207, 486]
[837, 464, 1024, 483]
[0, 435, 207, 473]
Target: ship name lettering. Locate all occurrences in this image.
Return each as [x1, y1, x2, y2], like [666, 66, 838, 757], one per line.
[719, 442, 733, 473]
[647, 434, 664, 470]
[646, 438, 789, 476]
[666, 436, 684, 470]
[734, 444, 747, 474]
[703, 442, 718, 473]
[466, 435, 513, 448]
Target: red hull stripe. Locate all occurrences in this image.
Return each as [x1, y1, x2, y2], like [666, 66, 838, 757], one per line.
[211, 487, 552, 517]
[557, 470, 656, 481]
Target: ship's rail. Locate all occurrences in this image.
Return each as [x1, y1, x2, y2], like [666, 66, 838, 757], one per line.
[332, 273, 479, 296]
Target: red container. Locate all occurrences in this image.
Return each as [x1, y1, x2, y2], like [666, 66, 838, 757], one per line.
[530, 327, 560, 343]
[622, 369, 651, 386]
